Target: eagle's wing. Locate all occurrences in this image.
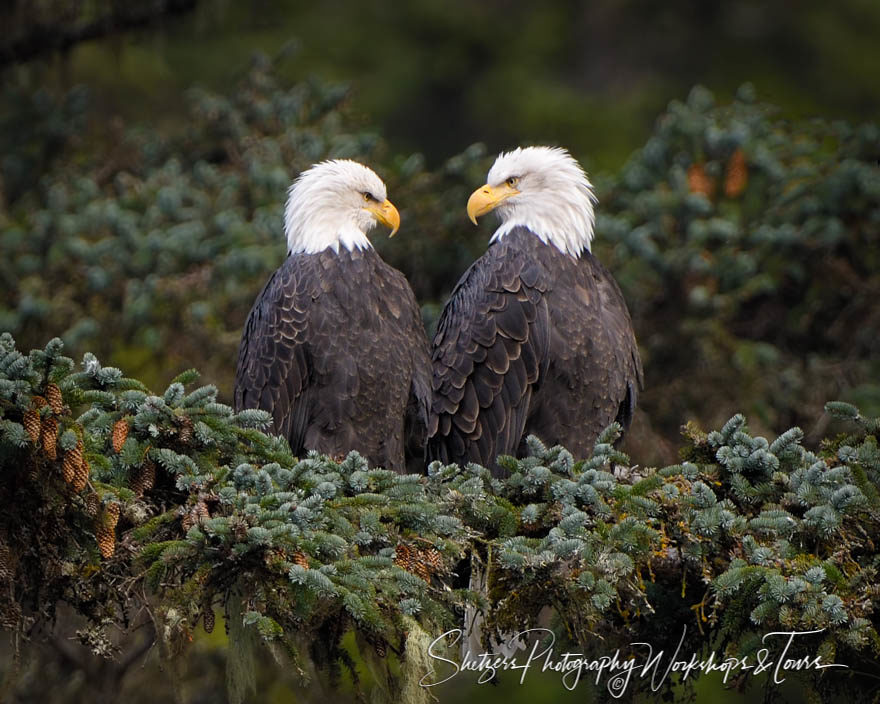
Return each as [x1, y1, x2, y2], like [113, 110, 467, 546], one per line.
[383, 262, 433, 472]
[404, 308, 433, 472]
[233, 258, 316, 454]
[426, 245, 550, 471]
[593, 258, 644, 434]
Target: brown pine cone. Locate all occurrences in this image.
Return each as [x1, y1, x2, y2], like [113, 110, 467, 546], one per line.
[96, 503, 121, 559]
[61, 444, 80, 484]
[96, 525, 115, 559]
[23, 410, 41, 444]
[687, 162, 715, 198]
[424, 548, 442, 572]
[203, 607, 215, 634]
[181, 509, 194, 532]
[72, 456, 90, 492]
[393, 543, 411, 570]
[178, 416, 194, 445]
[182, 501, 208, 532]
[40, 417, 58, 460]
[291, 551, 309, 569]
[412, 556, 431, 583]
[46, 383, 64, 415]
[105, 502, 121, 526]
[394, 543, 431, 581]
[111, 418, 129, 453]
[130, 459, 157, 497]
[724, 148, 748, 198]
[195, 500, 209, 522]
[84, 492, 101, 518]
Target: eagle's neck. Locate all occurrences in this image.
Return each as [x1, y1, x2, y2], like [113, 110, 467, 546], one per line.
[489, 196, 594, 258]
[286, 221, 373, 255]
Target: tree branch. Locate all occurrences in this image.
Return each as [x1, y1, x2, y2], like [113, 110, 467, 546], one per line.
[0, 0, 198, 67]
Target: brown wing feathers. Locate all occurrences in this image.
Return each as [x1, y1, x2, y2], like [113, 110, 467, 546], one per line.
[234, 257, 317, 453]
[427, 238, 550, 470]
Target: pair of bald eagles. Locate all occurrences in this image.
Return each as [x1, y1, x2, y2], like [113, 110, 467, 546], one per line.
[234, 147, 643, 477]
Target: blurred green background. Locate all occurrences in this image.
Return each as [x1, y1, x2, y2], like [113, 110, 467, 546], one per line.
[1, 0, 879, 701]
[8, 0, 880, 170]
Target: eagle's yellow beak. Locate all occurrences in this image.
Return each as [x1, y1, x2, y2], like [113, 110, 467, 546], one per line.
[466, 183, 520, 225]
[366, 199, 401, 237]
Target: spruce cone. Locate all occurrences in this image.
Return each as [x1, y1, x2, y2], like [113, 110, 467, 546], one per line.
[393, 543, 411, 570]
[687, 162, 715, 197]
[130, 459, 157, 497]
[292, 551, 309, 569]
[178, 416, 194, 445]
[62, 445, 79, 484]
[363, 631, 387, 657]
[394, 544, 436, 582]
[96, 527, 115, 559]
[46, 383, 64, 415]
[96, 503, 120, 559]
[143, 458, 157, 491]
[40, 417, 58, 460]
[84, 492, 101, 518]
[412, 555, 431, 583]
[23, 410, 41, 444]
[72, 456, 90, 492]
[203, 607, 215, 634]
[424, 548, 442, 572]
[195, 500, 209, 522]
[112, 418, 129, 453]
[724, 148, 748, 198]
[107, 501, 121, 525]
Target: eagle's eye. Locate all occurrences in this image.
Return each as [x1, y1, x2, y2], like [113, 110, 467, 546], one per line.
[506, 177, 519, 188]
[363, 192, 374, 202]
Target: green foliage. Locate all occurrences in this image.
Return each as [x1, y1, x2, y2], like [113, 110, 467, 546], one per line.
[1, 334, 879, 701]
[598, 85, 880, 452]
[0, 79, 89, 203]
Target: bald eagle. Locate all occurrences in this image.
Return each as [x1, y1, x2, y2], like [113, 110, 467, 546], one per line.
[234, 160, 431, 473]
[427, 146, 643, 475]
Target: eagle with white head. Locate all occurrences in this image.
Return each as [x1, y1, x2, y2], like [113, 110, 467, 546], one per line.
[427, 146, 643, 475]
[234, 159, 431, 473]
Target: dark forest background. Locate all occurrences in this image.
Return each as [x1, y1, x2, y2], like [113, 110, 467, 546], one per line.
[1, 1, 879, 702]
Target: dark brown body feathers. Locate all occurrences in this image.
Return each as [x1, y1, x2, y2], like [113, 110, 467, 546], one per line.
[426, 227, 642, 475]
[234, 246, 431, 473]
